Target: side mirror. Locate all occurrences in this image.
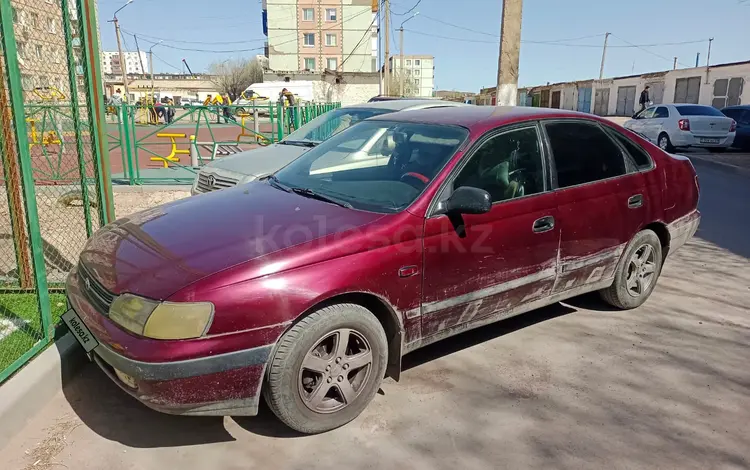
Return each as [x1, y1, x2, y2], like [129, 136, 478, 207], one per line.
[445, 186, 492, 215]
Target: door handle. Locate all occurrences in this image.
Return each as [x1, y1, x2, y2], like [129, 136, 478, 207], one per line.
[628, 194, 644, 209]
[532, 216, 555, 233]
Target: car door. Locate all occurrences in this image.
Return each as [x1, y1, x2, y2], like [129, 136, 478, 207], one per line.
[643, 106, 670, 142]
[420, 124, 559, 339]
[542, 120, 646, 294]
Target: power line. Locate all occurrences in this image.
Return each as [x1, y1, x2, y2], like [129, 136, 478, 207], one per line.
[610, 34, 694, 68]
[151, 52, 181, 72]
[392, 0, 421, 16]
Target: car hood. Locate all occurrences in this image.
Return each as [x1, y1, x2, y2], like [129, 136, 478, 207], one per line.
[79, 182, 382, 300]
[204, 143, 308, 178]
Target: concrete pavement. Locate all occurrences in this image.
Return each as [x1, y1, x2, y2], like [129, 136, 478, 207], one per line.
[3, 165, 749, 470]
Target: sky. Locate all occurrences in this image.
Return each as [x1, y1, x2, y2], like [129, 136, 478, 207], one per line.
[97, 0, 750, 92]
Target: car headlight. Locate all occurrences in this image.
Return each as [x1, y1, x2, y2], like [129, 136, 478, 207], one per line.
[109, 293, 214, 340]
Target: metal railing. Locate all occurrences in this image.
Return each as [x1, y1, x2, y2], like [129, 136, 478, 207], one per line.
[105, 101, 340, 185]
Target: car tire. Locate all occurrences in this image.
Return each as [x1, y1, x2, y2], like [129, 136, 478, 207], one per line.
[263, 303, 388, 434]
[657, 133, 674, 152]
[600, 230, 663, 310]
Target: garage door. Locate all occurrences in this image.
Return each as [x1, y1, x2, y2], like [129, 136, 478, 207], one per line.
[616, 86, 637, 116]
[645, 81, 665, 104]
[594, 88, 609, 115]
[674, 76, 701, 104]
[550, 91, 561, 109]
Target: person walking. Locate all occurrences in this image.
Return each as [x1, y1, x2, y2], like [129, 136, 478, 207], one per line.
[639, 85, 651, 113]
[222, 93, 236, 123]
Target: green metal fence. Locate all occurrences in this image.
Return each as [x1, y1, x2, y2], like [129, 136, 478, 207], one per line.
[0, 0, 109, 382]
[106, 101, 340, 185]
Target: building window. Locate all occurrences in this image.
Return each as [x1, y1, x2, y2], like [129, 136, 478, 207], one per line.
[17, 41, 26, 60]
[47, 18, 57, 33]
[325, 33, 336, 46]
[304, 57, 315, 70]
[327, 58, 337, 70]
[303, 33, 315, 47]
[326, 8, 337, 21]
[30, 12, 39, 28]
[415, 59, 421, 66]
[35, 44, 43, 60]
[414, 70, 420, 76]
[11, 7, 18, 24]
[302, 8, 314, 21]
[405, 60, 411, 66]
[415, 78, 420, 86]
[21, 74, 33, 90]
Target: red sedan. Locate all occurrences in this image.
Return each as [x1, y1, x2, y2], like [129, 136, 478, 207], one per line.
[64, 106, 700, 433]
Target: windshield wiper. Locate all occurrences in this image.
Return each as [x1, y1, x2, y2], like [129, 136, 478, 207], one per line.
[264, 175, 291, 192]
[290, 187, 353, 209]
[278, 140, 319, 147]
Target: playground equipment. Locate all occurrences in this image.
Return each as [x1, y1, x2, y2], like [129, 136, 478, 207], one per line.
[236, 109, 271, 145]
[150, 133, 190, 168]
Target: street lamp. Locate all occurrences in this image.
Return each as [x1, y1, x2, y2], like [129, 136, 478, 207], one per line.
[110, 0, 135, 101]
[399, 12, 418, 97]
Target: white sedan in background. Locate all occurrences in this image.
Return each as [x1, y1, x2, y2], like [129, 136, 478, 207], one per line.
[624, 104, 736, 152]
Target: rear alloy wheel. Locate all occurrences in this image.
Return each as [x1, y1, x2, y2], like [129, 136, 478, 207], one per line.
[263, 304, 387, 434]
[600, 230, 663, 309]
[658, 133, 674, 152]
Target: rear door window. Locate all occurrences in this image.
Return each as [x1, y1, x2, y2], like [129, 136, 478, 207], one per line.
[654, 107, 669, 118]
[544, 121, 627, 188]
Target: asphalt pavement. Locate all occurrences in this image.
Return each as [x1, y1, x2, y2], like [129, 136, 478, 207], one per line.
[3, 163, 749, 470]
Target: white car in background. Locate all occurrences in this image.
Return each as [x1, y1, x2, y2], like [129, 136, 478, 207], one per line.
[191, 99, 466, 195]
[624, 103, 736, 152]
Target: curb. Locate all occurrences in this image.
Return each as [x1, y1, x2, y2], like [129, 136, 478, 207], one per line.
[0, 332, 86, 451]
[686, 154, 750, 177]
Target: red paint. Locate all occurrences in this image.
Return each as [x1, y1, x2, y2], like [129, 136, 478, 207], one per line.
[72, 106, 698, 415]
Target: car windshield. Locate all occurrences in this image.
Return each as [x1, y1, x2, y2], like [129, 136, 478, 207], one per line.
[283, 107, 394, 143]
[273, 120, 468, 213]
[675, 105, 725, 117]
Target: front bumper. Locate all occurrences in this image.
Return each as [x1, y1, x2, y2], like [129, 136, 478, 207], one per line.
[671, 132, 735, 148]
[66, 268, 272, 416]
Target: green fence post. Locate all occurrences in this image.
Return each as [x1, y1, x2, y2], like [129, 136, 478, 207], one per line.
[121, 107, 136, 185]
[62, 0, 93, 236]
[277, 103, 284, 142]
[295, 102, 301, 130]
[0, 0, 53, 338]
[78, 0, 115, 223]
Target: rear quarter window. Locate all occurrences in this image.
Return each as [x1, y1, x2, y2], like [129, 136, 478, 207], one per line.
[675, 105, 725, 117]
[606, 128, 653, 170]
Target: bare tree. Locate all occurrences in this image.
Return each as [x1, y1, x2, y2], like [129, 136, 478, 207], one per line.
[207, 58, 264, 101]
[385, 70, 420, 97]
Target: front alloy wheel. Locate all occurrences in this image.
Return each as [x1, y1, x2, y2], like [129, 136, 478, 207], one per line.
[299, 328, 373, 413]
[264, 303, 388, 434]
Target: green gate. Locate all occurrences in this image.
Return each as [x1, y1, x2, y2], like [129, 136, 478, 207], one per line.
[0, 0, 111, 382]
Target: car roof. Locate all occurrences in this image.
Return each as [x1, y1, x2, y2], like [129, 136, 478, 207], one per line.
[345, 99, 466, 111]
[366, 105, 599, 128]
[721, 104, 750, 110]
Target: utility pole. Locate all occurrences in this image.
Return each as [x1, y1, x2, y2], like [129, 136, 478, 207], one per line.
[384, 0, 390, 96]
[673, 57, 677, 70]
[133, 35, 146, 75]
[378, 5, 382, 95]
[599, 32, 610, 80]
[109, 0, 134, 102]
[149, 41, 162, 99]
[398, 12, 418, 97]
[705, 37, 713, 84]
[496, 0, 523, 106]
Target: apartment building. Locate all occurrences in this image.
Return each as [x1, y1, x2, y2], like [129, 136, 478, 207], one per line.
[101, 51, 149, 75]
[388, 54, 435, 98]
[9, 0, 86, 99]
[262, 0, 377, 73]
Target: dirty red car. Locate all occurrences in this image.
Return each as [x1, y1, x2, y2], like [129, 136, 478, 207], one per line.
[64, 106, 700, 434]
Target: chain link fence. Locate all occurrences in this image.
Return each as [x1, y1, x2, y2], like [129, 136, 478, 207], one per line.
[0, 0, 109, 382]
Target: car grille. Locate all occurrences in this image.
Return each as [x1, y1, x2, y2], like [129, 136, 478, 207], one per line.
[196, 171, 239, 193]
[78, 262, 115, 314]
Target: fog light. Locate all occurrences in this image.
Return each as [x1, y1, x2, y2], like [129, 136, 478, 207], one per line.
[114, 368, 137, 389]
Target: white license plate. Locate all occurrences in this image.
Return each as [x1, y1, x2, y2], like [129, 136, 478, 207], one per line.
[700, 138, 720, 144]
[62, 308, 99, 353]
